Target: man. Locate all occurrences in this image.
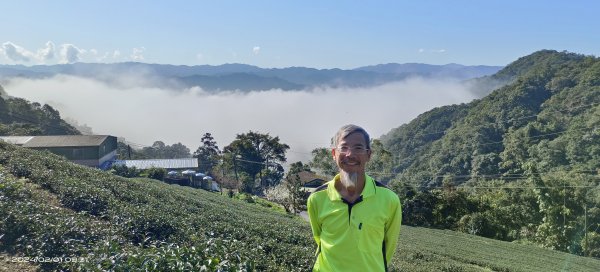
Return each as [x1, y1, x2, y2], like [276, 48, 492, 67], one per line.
[307, 124, 402, 271]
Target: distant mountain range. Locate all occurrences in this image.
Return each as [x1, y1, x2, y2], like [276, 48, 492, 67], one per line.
[0, 62, 502, 92]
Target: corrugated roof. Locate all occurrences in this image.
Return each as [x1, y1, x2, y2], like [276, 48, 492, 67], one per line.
[22, 135, 111, 147]
[114, 158, 198, 170]
[0, 136, 35, 145]
[298, 171, 327, 184]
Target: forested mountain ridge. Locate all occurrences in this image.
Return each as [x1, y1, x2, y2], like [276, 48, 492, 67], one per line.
[381, 50, 599, 187]
[0, 62, 502, 92]
[377, 50, 600, 256]
[0, 84, 79, 135]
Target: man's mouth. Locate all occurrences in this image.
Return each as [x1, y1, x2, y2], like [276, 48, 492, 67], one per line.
[343, 160, 359, 166]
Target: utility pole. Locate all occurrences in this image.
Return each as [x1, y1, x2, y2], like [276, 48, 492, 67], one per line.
[233, 154, 239, 183]
[584, 203, 588, 256]
[563, 179, 566, 233]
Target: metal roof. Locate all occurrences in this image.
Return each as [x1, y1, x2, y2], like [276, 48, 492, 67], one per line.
[298, 171, 327, 184]
[113, 158, 198, 170]
[22, 135, 112, 147]
[0, 136, 35, 145]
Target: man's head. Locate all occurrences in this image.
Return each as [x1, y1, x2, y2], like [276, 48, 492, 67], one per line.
[331, 125, 372, 188]
[332, 124, 371, 150]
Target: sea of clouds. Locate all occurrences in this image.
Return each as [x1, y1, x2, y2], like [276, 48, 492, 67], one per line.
[4, 75, 476, 164]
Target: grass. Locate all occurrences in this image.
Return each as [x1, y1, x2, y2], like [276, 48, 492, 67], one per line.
[395, 226, 600, 272]
[0, 141, 599, 271]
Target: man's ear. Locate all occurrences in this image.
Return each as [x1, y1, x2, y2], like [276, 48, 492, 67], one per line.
[331, 148, 337, 158]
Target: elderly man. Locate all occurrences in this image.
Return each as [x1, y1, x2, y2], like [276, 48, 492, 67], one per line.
[307, 124, 402, 271]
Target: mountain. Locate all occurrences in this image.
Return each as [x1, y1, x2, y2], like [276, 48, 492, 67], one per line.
[355, 63, 502, 80]
[0, 62, 502, 92]
[380, 50, 599, 186]
[179, 72, 304, 92]
[377, 50, 600, 255]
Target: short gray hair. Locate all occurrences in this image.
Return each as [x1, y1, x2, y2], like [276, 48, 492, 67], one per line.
[332, 124, 371, 149]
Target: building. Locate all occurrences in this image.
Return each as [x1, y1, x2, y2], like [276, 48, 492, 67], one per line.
[0, 135, 118, 169]
[112, 158, 198, 171]
[298, 171, 328, 193]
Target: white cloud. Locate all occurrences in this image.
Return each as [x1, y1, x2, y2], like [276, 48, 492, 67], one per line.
[37, 41, 56, 61]
[253, 46, 261, 55]
[1, 41, 126, 64]
[196, 53, 204, 60]
[60, 44, 84, 63]
[97, 51, 110, 62]
[3, 75, 476, 164]
[419, 48, 447, 54]
[131, 47, 145, 61]
[2, 42, 35, 62]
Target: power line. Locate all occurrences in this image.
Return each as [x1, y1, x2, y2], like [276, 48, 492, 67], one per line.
[283, 101, 600, 155]
[388, 183, 599, 190]
[287, 124, 600, 158]
[365, 169, 600, 179]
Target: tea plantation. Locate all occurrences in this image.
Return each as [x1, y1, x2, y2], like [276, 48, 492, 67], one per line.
[1, 142, 599, 271]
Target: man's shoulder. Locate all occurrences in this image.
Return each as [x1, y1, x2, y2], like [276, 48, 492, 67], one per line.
[371, 179, 400, 202]
[314, 182, 329, 193]
[308, 181, 330, 201]
[373, 180, 388, 189]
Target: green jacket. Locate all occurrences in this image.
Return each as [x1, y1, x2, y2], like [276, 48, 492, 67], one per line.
[307, 174, 402, 271]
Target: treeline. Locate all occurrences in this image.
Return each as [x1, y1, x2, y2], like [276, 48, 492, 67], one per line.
[116, 141, 192, 160]
[116, 132, 290, 195]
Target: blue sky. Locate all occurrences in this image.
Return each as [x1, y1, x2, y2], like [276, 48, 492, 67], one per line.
[1, 0, 599, 68]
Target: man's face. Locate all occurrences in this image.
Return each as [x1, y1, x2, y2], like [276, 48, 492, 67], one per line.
[332, 132, 371, 174]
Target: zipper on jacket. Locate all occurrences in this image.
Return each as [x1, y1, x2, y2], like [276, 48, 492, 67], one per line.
[342, 196, 363, 224]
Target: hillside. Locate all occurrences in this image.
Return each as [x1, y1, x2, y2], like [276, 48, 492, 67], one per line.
[1, 141, 600, 271]
[378, 50, 600, 256]
[0, 84, 80, 136]
[381, 50, 599, 184]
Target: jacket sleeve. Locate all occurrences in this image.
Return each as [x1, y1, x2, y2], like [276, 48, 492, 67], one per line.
[384, 194, 402, 262]
[307, 193, 321, 254]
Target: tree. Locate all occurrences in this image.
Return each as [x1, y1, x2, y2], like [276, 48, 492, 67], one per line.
[285, 162, 311, 213]
[223, 131, 289, 193]
[142, 167, 167, 181]
[193, 133, 221, 173]
[525, 163, 588, 253]
[140, 141, 191, 159]
[164, 142, 191, 158]
[366, 139, 395, 183]
[141, 141, 166, 158]
[265, 161, 311, 213]
[308, 147, 337, 178]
